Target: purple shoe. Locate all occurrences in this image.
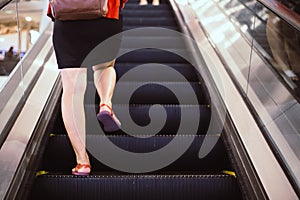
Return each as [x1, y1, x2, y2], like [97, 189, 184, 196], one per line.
[97, 104, 121, 132]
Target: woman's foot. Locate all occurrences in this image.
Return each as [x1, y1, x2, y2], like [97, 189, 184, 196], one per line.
[152, 0, 159, 6]
[72, 164, 91, 176]
[97, 104, 121, 132]
[139, 0, 148, 5]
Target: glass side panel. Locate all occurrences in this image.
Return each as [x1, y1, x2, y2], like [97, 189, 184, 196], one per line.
[0, 0, 49, 144]
[0, 0, 45, 83]
[215, 0, 300, 98]
[189, 0, 300, 193]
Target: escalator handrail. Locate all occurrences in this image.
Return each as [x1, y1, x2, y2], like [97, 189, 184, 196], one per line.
[257, 0, 300, 32]
[0, 0, 11, 9]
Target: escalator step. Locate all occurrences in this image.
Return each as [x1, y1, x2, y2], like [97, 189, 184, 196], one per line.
[123, 25, 180, 31]
[119, 26, 181, 36]
[52, 104, 211, 135]
[120, 36, 187, 49]
[41, 135, 230, 172]
[116, 49, 193, 63]
[123, 17, 177, 26]
[114, 82, 208, 104]
[83, 104, 211, 134]
[29, 174, 242, 200]
[85, 81, 208, 104]
[114, 63, 200, 82]
[124, 3, 170, 10]
[121, 10, 174, 17]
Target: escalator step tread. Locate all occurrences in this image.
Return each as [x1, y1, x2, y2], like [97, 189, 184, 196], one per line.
[118, 27, 181, 36]
[29, 174, 242, 200]
[85, 104, 211, 134]
[41, 134, 231, 172]
[116, 48, 192, 63]
[97, 63, 201, 82]
[121, 10, 174, 17]
[120, 36, 187, 49]
[52, 104, 211, 135]
[124, 3, 170, 10]
[123, 26, 180, 31]
[86, 81, 208, 104]
[123, 17, 177, 26]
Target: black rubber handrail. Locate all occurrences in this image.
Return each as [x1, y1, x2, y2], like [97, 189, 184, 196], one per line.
[0, 0, 11, 9]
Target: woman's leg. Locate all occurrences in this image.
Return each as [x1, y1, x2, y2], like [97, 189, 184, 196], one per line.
[60, 68, 90, 173]
[93, 60, 121, 132]
[93, 60, 116, 108]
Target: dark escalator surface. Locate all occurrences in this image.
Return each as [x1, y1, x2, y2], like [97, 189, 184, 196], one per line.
[27, 0, 243, 199]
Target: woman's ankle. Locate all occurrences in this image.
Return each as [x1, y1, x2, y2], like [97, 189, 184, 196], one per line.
[76, 153, 90, 165]
[99, 101, 112, 112]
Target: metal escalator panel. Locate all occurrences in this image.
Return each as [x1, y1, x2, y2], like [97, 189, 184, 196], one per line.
[24, 0, 243, 199]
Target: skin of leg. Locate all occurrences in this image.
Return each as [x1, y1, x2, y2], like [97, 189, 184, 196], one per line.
[152, 0, 159, 6]
[139, 0, 148, 5]
[60, 68, 90, 166]
[93, 60, 116, 112]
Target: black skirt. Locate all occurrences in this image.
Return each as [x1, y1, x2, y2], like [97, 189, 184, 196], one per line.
[53, 16, 123, 69]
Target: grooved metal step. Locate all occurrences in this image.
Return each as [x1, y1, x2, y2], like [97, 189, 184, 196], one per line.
[51, 104, 211, 135]
[116, 49, 194, 63]
[123, 25, 180, 31]
[120, 36, 186, 49]
[85, 81, 208, 104]
[84, 104, 211, 134]
[123, 17, 177, 26]
[122, 10, 173, 17]
[124, 3, 170, 10]
[41, 134, 230, 172]
[114, 63, 201, 82]
[29, 174, 241, 200]
[87, 63, 201, 82]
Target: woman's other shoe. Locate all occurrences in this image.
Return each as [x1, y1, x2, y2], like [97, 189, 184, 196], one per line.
[97, 104, 121, 132]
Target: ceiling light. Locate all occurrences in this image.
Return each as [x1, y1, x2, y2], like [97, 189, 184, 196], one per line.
[25, 16, 32, 22]
[4, 10, 14, 14]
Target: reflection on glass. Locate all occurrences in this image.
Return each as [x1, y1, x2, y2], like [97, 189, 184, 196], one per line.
[215, 0, 300, 97]
[0, 0, 44, 79]
[0, 0, 48, 145]
[266, 12, 300, 82]
[198, 0, 300, 192]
